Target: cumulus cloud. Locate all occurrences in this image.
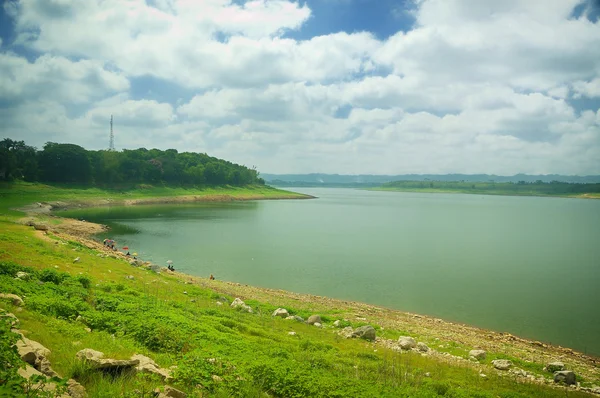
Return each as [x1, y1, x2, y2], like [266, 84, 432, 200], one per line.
[1, 0, 599, 175]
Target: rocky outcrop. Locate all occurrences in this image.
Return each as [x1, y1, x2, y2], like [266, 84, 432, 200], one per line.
[352, 325, 376, 341]
[132, 354, 171, 380]
[76, 348, 139, 370]
[492, 359, 512, 370]
[67, 379, 87, 398]
[272, 308, 289, 318]
[398, 336, 417, 350]
[17, 336, 51, 366]
[157, 385, 187, 398]
[417, 342, 429, 352]
[546, 361, 565, 372]
[0, 293, 24, 306]
[230, 298, 253, 313]
[340, 326, 354, 339]
[1, 311, 20, 328]
[307, 315, 322, 325]
[469, 350, 486, 360]
[554, 370, 576, 385]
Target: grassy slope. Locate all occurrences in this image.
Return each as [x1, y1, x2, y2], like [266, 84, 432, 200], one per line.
[0, 183, 597, 397]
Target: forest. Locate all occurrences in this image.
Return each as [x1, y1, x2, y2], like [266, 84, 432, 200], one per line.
[379, 180, 600, 195]
[0, 138, 264, 186]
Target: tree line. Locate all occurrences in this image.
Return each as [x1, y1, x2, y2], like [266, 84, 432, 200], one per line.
[0, 138, 265, 186]
[381, 180, 600, 195]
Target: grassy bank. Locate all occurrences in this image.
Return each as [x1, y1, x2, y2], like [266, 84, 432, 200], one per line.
[371, 181, 600, 199]
[1, 183, 599, 397]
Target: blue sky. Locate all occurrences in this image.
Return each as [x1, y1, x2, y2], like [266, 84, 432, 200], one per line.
[1, 0, 599, 175]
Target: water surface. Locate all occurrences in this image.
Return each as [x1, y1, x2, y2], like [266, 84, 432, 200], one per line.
[62, 188, 600, 355]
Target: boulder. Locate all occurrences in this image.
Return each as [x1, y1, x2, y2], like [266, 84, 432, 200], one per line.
[492, 359, 512, 370]
[398, 336, 417, 350]
[16, 337, 51, 365]
[16, 272, 30, 280]
[546, 361, 565, 372]
[33, 223, 49, 231]
[272, 308, 289, 318]
[352, 325, 376, 341]
[76, 348, 139, 370]
[1, 311, 19, 328]
[285, 315, 304, 322]
[38, 357, 59, 377]
[160, 385, 187, 398]
[333, 320, 341, 327]
[0, 293, 24, 306]
[18, 364, 44, 379]
[340, 326, 354, 339]
[230, 298, 253, 313]
[306, 315, 322, 325]
[132, 354, 171, 380]
[67, 379, 87, 398]
[313, 322, 323, 328]
[554, 370, 576, 385]
[417, 342, 429, 352]
[469, 350, 487, 360]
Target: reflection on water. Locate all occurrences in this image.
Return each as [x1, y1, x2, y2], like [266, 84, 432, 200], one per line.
[62, 189, 600, 356]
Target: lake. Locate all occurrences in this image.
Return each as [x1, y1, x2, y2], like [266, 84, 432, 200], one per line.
[61, 188, 600, 356]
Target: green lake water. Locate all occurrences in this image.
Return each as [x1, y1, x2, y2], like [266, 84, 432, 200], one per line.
[61, 188, 600, 356]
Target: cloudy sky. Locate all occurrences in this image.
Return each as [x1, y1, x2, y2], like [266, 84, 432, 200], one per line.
[1, 0, 600, 175]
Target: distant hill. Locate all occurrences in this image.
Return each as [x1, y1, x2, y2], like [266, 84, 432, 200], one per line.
[263, 173, 600, 186]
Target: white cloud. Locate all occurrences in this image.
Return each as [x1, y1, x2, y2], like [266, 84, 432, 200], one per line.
[1, 0, 599, 175]
[0, 53, 129, 103]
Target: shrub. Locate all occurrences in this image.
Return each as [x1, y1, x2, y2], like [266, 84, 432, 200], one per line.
[39, 268, 68, 285]
[76, 275, 91, 289]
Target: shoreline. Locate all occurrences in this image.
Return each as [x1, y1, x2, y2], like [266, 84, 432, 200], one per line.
[10, 193, 600, 393]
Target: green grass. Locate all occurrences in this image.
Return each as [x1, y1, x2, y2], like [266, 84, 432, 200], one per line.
[0, 222, 596, 397]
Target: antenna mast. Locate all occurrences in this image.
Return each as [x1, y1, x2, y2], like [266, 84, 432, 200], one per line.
[109, 115, 115, 151]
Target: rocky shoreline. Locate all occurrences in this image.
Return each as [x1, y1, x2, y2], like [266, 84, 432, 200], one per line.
[12, 198, 600, 396]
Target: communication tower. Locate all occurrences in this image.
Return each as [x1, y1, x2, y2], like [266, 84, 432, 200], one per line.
[109, 115, 115, 151]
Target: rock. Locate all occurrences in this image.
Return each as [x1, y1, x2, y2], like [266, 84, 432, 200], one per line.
[398, 336, 417, 350]
[424, 372, 431, 377]
[230, 298, 253, 313]
[76, 348, 139, 370]
[18, 364, 44, 379]
[16, 271, 30, 280]
[163, 385, 187, 398]
[313, 322, 323, 328]
[417, 342, 429, 352]
[84, 327, 91, 333]
[67, 379, 87, 398]
[1, 311, 19, 328]
[288, 331, 297, 336]
[352, 325, 376, 341]
[469, 350, 486, 360]
[333, 320, 341, 327]
[492, 359, 512, 370]
[554, 370, 576, 385]
[16, 337, 51, 365]
[38, 357, 59, 377]
[272, 308, 289, 318]
[546, 361, 565, 372]
[307, 315, 322, 325]
[126, 275, 135, 280]
[132, 354, 171, 380]
[0, 293, 24, 306]
[212, 375, 223, 382]
[340, 326, 354, 339]
[33, 223, 49, 231]
[286, 315, 304, 322]
[73, 257, 81, 263]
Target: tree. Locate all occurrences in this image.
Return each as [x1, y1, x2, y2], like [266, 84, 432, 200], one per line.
[38, 143, 92, 183]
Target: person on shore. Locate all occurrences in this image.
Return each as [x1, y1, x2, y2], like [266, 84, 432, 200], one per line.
[126, 252, 130, 257]
[209, 274, 215, 280]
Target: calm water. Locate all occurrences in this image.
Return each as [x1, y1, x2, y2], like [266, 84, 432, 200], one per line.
[62, 188, 600, 355]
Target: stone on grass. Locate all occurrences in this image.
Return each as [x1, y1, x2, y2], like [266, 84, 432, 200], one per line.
[546, 361, 565, 372]
[352, 325, 376, 341]
[333, 320, 341, 327]
[272, 308, 289, 318]
[16, 272, 30, 280]
[161, 385, 187, 398]
[230, 298, 253, 313]
[417, 342, 429, 352]
[288, 331, 297, 336]
[16, 337, 51, 365]
[0, 293, 24, 306]
[398, 336, 417, 350]
[33, 223, 48, 231]
[469, 350, 486, 360]
[132, 354, 171, 380]
[1, 311, 19, 328]
[307, 315, 322, 325]
[76, 348, 139, 370]
[492, 359, 512, 370]
[67, 379, 87, 398]
[340, 326, 354, 339]
[554, 370, 576, 385]
[285, 315, 304, 322]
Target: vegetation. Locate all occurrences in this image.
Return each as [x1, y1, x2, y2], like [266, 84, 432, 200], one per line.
[373, 180, 600, 198]
[0, 138, 264, 186]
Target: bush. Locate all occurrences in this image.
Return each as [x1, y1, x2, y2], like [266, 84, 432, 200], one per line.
[76, 275, 91, 289]
[39, 268, 68, 285]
